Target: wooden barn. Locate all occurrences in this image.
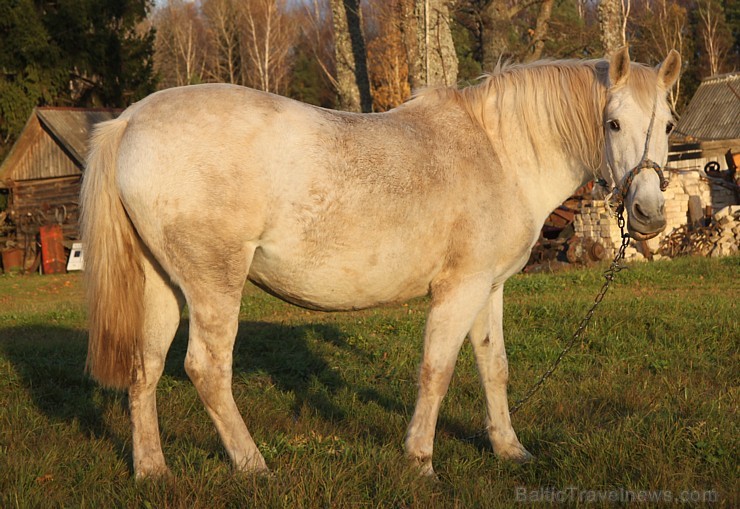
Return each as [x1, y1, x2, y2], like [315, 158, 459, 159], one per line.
[0, 107, 120, 246]
[669, 72, 740, 176]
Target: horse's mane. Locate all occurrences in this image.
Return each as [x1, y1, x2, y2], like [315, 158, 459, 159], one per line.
[412, 59, 660, 171]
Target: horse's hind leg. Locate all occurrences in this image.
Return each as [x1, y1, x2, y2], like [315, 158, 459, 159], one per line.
[130, 253, 184, 479]
[468, 284, 532, 463]
[180, 247, 268, 474]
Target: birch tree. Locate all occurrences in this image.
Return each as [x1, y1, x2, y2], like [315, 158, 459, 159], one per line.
[697, 0, 732, 77]
[153, 0, 208, 87]
[405, 0, 458, 88]
[202, 0, 243, 84]
[240, 0, 296, 93]
[597, 0, 626, 56]
[630, 0, 688, 110]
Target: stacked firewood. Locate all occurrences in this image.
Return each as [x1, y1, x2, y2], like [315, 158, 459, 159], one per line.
[659, 205, 740, 258]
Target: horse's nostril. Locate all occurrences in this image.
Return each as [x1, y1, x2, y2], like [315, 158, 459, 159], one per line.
[634, 203, 649, 221]
[660, 203, 665, 215]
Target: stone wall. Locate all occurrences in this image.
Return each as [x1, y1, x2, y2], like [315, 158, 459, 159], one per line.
[573, 154, 738, 262]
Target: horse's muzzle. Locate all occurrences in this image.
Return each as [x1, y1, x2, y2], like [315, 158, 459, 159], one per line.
[627, 204, 666, 240]
[627, 223, 665, 241]
[620, 159, 668, 241]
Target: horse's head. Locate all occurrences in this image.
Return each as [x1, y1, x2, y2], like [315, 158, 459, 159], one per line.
[602, 47, 681, 240]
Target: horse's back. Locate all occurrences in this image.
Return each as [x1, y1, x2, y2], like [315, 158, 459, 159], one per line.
[111, 84, 511, 310]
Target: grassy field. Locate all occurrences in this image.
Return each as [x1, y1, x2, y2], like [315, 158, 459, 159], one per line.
[0, 256, 737, 507]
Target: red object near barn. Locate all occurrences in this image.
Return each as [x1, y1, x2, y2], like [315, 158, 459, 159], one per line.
[39, 224, 66, 274]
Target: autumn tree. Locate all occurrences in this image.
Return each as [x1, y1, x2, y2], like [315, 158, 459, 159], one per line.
[630, 0, 690, 111]
[540, 0, 602, 59]
[696, 0, 734, 76]
[154, 0, 209, 87]
[201, 0, 243, 84]
[290, 0, 337, 106]
[241, 0, 297, 93]
[365, 0, 412, 110]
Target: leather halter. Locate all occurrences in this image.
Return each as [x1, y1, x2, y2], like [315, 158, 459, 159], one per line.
[599, 96, 668, 205]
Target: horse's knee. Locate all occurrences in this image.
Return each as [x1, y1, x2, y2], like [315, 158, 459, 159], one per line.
[184, 351, 207, 385]
[493, 355, 509, 385]
[419, 361, 455, 392]
[184, 347, 231, 389]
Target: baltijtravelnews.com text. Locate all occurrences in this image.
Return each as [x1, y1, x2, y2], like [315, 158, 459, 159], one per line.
[515, 486, 719, 504]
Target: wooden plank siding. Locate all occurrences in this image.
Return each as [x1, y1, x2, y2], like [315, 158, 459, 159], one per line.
[1, 108, 122, 248]
[669, 140, 740, 163]
[1, 115, 82, 183]
[7, 176, 82, 242]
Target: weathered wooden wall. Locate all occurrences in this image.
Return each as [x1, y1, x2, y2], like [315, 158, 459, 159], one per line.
[7, 176, 81, 242]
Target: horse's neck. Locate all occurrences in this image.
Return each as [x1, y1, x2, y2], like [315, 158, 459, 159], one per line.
[514, 145, 591, 227]
[483, 74, 602, 224]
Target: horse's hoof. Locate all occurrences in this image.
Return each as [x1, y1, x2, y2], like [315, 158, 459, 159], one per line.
[512, 448, 534, 464]
[135, 466, 173, 482]
[235, 466, 272, 478]
[255, 468, 275, 479]
[407, 454, 437, 479]
[496, 444, 534, 464]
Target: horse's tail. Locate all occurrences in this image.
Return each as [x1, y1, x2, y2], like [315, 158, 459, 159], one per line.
[80, 118, 144, 389]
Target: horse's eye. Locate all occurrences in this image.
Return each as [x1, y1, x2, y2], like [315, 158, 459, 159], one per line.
[666, 122, 675, 135]
[608, 119, 621, 132]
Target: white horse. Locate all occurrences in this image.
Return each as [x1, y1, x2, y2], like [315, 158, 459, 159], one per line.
[80, 47, 680, 478]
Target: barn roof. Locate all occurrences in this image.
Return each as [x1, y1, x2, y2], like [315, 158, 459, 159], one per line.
[36, 108, 121, 165]
[0, 107, 120, 186]
[674, 73, 740, 141]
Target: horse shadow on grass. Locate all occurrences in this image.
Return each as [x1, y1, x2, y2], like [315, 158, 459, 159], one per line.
[165, 320, 409, 431]
[0, 324, 127, 452]
[0, 320, 412, 468]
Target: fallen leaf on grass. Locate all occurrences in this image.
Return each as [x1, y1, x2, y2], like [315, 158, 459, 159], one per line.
[35, 474, 54, 485]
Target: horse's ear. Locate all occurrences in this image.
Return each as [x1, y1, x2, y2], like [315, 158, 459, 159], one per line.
[657, 50, 681, 89]
[609, 46, 631, 87]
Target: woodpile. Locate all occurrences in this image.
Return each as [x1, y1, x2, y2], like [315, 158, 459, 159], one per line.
[659, 205, 740, 258]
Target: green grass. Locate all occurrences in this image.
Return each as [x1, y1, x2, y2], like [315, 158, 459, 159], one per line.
[0, 256, 737, 507]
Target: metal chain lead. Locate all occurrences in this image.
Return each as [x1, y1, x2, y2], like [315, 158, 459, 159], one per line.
[508, 204, 629, 415]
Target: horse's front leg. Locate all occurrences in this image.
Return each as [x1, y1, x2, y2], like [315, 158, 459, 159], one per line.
[405, 275, 493, 476]
[469, 284, 533, 462]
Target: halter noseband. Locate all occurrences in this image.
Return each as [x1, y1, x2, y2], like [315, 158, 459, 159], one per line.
[613, 159, 669, 204]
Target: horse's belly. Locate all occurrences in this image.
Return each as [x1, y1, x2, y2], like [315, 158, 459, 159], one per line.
[247, 246, 437, 311]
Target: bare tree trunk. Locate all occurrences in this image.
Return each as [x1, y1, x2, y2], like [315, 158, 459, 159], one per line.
[331, 0, 372, 112]
[597, 0, 625, 56]
[409, 0, 458, 88]
[400, 0, 422, 90]
[525, 0, 555, 62]
[481, 0, 512, 72]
